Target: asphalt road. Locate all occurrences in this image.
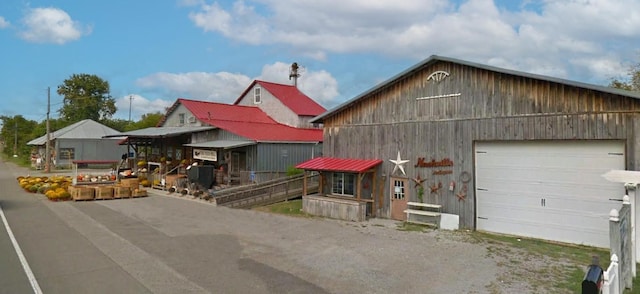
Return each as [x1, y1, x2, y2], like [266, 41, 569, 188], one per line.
[0, 160, 502, 294]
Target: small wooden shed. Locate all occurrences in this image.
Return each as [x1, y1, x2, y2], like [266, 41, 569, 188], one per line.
[296, 157, 382, 221]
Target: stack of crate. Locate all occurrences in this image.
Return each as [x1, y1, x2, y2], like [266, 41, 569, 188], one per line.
[69, 185, 95, 201]
[94, 185, 114, 200]
[113, 185, 131, 199]
[119, 178, 147, 198]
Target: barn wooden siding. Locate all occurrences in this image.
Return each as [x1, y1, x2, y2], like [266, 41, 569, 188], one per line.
[322, 61, 640, 229]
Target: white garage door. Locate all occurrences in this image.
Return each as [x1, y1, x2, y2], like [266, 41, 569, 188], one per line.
[475, 140, 625, 248]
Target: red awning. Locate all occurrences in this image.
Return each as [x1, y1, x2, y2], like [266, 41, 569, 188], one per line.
[296, 157, 382, 173]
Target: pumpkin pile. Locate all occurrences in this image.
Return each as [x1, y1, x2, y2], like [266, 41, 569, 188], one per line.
[17, 175, 72, 201]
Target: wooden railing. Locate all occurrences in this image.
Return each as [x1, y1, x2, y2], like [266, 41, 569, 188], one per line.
[213, 173, 318, 208]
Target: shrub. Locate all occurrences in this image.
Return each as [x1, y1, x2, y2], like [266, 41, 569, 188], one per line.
[286, 166, 303, 176]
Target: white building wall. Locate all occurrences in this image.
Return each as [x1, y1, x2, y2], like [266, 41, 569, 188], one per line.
[163, 104, 202, 127]
[236, 85, 302, 128]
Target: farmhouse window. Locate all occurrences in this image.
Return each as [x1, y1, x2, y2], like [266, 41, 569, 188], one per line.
[254, 87, 261, 104]
[178, 113, 185, 125]
[332, 172, 355, 196]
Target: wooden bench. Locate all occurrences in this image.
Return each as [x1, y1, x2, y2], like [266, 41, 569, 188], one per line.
[404, 202, 442, 226]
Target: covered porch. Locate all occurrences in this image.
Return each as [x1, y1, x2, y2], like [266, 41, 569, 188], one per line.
[296, 157, 383, 222]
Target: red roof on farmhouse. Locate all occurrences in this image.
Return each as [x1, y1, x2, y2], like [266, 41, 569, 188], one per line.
[296, 157, 383, 173]
[179, 98, 322, 142]
[234, 80, 326, 116]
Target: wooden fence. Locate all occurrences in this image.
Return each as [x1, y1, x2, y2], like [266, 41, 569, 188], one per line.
[604, 195, 633, 294]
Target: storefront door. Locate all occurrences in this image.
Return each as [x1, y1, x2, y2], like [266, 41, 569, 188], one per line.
[390, 177, 408, 221]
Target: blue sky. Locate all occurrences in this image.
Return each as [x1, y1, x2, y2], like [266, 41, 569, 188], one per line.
[1, 0, 639, 122]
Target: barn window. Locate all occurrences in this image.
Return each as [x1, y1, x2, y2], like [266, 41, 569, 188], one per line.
[332, 172, 355, 196]
[254, 87, 261, 104]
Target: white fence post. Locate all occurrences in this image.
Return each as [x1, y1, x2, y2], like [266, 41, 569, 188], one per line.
[603, 254, 620, 294]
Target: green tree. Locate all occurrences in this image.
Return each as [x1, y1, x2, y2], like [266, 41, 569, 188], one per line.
[0, 115, 39, 159]
[57, 74, 117, 122]
[125, 112, 164, 131]
[609, 62, 640, 91]
[102, 118, 130, 132]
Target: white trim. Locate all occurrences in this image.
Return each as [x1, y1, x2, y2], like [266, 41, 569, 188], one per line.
[253, 87, 262, 104]
[427, 70, 450, 82]
[0, 204, 42, 294]
[416, 93, 461, 100]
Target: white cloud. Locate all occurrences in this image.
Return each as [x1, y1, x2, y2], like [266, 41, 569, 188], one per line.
[186, 0, 640, 84]
[19, 7, 90, 44]
[255, 62, 339, 106]
[135, 61, 340, 107]
[0, 16, 10, 29]
[115, 94, 173, 120]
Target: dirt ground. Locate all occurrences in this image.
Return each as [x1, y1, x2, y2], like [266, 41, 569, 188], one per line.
[150, 192, 581, 294]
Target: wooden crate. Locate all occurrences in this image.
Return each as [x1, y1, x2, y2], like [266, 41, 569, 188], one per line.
[113, 186, 131, 199]
[120, 178, 139, 188]
[94, 186, 114, 200]
[71, 186, 95, 201]
[131, 188, 147, 198]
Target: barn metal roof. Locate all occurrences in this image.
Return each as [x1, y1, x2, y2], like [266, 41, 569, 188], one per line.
[184, 140, 256, 149]
[178, 99, 323, 142]
[234, 80, 326, 116]
[311, 55, 640, 123]
[104, 126, 215, 138]
[296, 157, 383, 173]
[28, 119, 122, 146]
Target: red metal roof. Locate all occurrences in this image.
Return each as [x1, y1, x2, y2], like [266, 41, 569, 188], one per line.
[179, 98, 323, 142]
[234, 80, 326, 116]
[296, 157, 382, 173]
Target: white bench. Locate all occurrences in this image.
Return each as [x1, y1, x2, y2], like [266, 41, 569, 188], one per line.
[404, 202, 442, 226]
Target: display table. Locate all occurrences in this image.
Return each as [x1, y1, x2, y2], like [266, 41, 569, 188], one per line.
[71, 160, 119, 185]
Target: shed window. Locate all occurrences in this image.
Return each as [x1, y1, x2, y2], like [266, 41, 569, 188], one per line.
[254, 87, 261, 104]
[59, 148, 75, 160]
[332, 172, 355, 196]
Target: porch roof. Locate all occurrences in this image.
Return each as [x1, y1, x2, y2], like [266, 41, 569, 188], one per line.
[296, 157, 382, 173]
[104, 126, 215, 138]
[184, 140, 256, 149]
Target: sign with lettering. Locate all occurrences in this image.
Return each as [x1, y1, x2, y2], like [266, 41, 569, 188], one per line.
[193, 149, 217, 161]
[415, 157, 453, 168]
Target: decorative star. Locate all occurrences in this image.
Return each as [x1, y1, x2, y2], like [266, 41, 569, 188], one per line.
[456, 184, 468, 201]
[430, 182, 441, 194]
[389, 151, 410, 176]
[412, 174, 426, 188]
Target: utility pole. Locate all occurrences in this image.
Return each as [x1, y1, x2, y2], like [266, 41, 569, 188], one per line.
[128, 95, 133, 121]
[12, 120, 17, 157]
[45, 87, 51, 173]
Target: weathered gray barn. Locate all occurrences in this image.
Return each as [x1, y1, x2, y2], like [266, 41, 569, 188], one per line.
[311, 55, 640, 248]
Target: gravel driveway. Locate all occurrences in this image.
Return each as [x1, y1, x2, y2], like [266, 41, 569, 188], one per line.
[126, 190, 566, 294]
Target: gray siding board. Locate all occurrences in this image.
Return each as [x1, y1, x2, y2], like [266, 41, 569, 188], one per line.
[256, 143, 320, 172]
[55, 138, 127, 167]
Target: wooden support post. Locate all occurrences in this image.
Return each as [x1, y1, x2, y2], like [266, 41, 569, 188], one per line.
[357, 173, 363, 202]
[372, 170, 377, 217]
[302, 171, 308, 196]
